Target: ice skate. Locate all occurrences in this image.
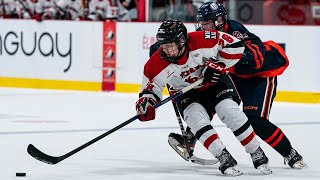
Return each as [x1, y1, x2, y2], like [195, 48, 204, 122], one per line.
[168, 132, 196, 160]
[251, 147, 272, 175]
[168, 132, 219, 165]
[217, 148, 243, 176]
[284, 149, 307, 169]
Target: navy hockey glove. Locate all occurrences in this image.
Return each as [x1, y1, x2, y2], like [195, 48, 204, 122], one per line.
[203, 59, 226, 85]
[135, 97, 157, 122]
[149, 42, 160, 57]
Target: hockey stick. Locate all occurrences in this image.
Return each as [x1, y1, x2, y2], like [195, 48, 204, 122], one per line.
[167, 85, 219, 165]
[27, 79, 204, 165]
[167, 85, 191, 160]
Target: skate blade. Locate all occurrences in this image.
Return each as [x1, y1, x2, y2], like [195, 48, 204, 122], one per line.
[257, 164, 272, 175]
[168, 137, 189, 161]
[224, 166, 243, 176]
[292, 161, 308, 169]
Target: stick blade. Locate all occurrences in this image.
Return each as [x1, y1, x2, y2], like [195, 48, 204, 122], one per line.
[190, 156, 219, 165]
[27, 144, 60, 165]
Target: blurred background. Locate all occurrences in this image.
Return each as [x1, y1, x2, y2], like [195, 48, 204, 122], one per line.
[1, 0, 320, 24]
[150, 0, 320, 25]
[0, 0, 319, 103]
[0, 2, 319, 179]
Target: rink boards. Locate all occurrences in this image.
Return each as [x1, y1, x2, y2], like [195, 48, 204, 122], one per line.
[0, 20, 319, 103]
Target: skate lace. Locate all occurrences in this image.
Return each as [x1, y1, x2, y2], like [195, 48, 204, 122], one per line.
[284, 149, 296, 165]
[186, 132, 196, 144]
[251, 148, 264, 163]
[186, 132, 194, 139]
[218, 151, 229, 166]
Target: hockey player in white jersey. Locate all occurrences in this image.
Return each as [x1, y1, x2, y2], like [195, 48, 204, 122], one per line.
[87, 0, 118, 21]
[135, 20, 272, 176]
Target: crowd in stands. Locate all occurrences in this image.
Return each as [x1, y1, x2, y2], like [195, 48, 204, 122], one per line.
[1, 0, 319, 25]
[0, 0, 139, 21]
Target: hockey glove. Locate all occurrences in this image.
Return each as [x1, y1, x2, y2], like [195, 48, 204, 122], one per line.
[203, 59, 226, 85]
[135, 97, 157, 122]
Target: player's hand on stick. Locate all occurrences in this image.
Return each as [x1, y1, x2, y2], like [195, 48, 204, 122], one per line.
[202, 59, 226, 86]
[135, 97, 157, 121]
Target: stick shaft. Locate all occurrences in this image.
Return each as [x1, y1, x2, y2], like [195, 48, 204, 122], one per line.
[28, 79, 203, 164]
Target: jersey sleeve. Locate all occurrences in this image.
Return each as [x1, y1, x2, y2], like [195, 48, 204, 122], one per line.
[216, 31, 244, 69]
[232, 21, 266, 69]
[139, 55, 172, 102]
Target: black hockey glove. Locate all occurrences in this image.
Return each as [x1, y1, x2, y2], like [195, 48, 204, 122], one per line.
[203, 67, 221, 84]
[149, 42, 160, 57]
[203, 59, 226, 85]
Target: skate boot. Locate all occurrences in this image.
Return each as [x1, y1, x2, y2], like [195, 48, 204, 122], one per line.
[250, 147, 272, 174]
[168, 130, 197, 160]
[217, 148, 243, 176]
[284, 148, 307, 169]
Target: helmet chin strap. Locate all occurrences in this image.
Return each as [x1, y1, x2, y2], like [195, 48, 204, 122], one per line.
[215, 21, 219, 27]
[214, 20, 224, 31]
[176, 43, 187, 59]
[178, 44, 185, 56]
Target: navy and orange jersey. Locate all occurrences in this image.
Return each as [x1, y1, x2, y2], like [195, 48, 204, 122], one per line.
[139, 30, 244, 102]
[224, 20, 289, 78]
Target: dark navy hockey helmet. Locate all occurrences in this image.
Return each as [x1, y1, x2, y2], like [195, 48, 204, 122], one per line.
[156, 20, 188, 63]
[196, 2, 227, 30]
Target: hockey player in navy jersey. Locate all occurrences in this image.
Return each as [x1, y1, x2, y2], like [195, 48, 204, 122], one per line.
[166, 2, 306, 169]
[137, 20, 272, 176]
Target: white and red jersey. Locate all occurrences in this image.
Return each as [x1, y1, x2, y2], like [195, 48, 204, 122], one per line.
[16, 0, 57, 20]
[40, 0, 59, 19]
[55, 0, 83, 20]
[139, 30, 244, 102]
[15, 0, 42, 19]
[0, 0, 2, 17]
[87, 0, 117, 20]
[1, 0, 18, 18]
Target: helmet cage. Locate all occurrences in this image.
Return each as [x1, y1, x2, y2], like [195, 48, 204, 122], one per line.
[156, 20, 188, 63]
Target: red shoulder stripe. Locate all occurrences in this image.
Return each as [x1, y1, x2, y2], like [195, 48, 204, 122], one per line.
[144, 52, 170, 81]
[188, 31, 219, 51]
[219, 51, 242, 60]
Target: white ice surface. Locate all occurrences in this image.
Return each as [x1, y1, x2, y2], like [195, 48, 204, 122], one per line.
[0, 87, 319, 180]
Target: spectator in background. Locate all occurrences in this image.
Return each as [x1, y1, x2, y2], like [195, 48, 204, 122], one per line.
[87, 0, 118, 21]
[1, 0, 19, 18]
[16, 0, 39, 19]
[118, 0, 137, 21]
[0, 0, 4, 17]
[150, 0, 170, 21]
[40, 0, 59, 20]
[17, 0, 60, 21]
[55, 0, 84, 20]
[159, 0, 198, 22]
